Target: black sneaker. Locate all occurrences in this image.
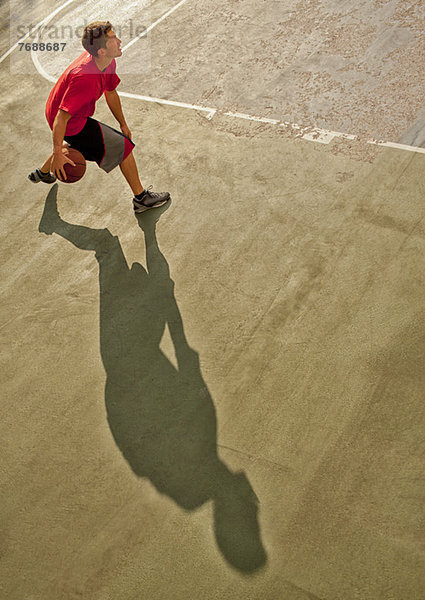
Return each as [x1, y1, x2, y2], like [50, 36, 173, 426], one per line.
[28, 168, 57, 184]
[133, 186, 170, 213]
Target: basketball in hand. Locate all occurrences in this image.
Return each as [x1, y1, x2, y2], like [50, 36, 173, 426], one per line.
[62, 148, 86, 183]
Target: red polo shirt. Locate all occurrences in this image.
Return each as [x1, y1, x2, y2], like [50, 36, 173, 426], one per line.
[45, 51, 120, 136]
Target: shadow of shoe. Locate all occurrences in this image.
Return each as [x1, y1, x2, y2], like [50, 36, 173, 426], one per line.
[38, 184, 59, 235]
[213, 471, 267, 573]
[135, 198, 172, 230]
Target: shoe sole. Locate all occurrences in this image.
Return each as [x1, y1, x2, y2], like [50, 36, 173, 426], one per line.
[133, 197, 170, 213]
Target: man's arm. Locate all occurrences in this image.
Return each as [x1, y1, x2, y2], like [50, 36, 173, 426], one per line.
[104, 89, 131, 139]
[52, 108, 71, 153]
[51, 109, 75, 181]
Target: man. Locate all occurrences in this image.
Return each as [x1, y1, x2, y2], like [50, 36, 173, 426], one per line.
[28, 21, 170, 214]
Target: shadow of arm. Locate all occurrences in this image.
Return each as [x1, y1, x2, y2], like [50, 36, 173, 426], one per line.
[39, 186, 126, 258]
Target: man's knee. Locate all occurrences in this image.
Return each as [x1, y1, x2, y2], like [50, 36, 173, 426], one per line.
[120, 151, 135, 167]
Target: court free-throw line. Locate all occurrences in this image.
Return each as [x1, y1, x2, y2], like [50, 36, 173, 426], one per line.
[119, 91, 216, 119]
[224, 111, 425, 152]
[368, 140, 425, 155]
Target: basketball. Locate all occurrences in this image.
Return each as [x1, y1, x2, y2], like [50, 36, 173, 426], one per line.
[62, 148, 86, 183]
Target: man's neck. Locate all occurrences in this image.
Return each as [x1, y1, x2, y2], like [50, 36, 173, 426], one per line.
[93, 55, 112, 72]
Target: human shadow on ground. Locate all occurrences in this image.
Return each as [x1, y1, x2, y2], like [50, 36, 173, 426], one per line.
[39, 184, 267, 573]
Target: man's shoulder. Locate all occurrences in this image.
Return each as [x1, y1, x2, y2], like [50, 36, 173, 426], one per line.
[65, 51, 93, 77]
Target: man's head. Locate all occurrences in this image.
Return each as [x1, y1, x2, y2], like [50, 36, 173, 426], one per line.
[82, 21, 122, 58]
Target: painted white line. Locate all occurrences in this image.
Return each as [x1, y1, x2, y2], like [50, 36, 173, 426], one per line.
[367, 139, 425, 155]
[31, 52, 57, 83]
[0, 0, 75, 65]
[301, 127, 356, 145]
[121, 0, 190, 52]
[225, 112, 360, 145]
[118, 90, 216, 119]
[31, 40, 57, 83]
[302, 130, 337, 144]
[224, 111, 280, 125]
[26, 0, 217, 119]
[3, 0, 424, 155]
[30, 5, 68, 84]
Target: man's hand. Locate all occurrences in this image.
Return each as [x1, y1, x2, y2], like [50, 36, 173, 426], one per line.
[50, 148, 76, 182]
[120, 123, 132, 139]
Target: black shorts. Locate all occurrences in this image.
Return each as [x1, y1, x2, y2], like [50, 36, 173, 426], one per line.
[64, 117, 135, 173]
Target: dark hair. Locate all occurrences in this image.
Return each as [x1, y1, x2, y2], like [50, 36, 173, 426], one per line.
[82, 21, 113, 56]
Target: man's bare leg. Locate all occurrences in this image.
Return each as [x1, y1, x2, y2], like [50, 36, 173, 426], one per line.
[119, 151, 144, 196]
[40, 143, 70, 173]
[120, 151, 170, 212]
